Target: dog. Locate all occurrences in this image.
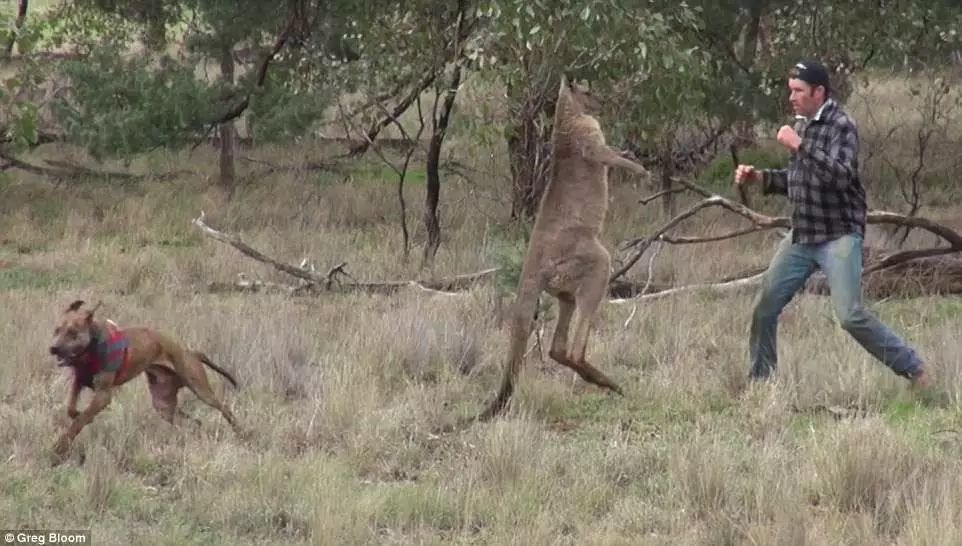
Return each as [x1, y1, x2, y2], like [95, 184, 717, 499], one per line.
[48, 300, 244, 456]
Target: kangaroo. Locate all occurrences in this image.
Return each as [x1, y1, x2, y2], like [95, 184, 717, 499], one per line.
[476, 75, 651, 420]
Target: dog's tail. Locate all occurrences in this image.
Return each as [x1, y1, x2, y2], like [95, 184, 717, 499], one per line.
[194, 351, 239, 389]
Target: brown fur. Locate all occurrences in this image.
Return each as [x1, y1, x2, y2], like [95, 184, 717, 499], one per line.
[48, 300, 244, 456]
[476, 76, 651, 420]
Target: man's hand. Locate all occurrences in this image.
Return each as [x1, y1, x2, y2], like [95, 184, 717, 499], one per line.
[734, 164, 762, 186]
[776, 125, 801, 152]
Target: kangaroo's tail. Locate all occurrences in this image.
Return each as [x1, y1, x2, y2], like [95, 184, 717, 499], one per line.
[475, 281, 541, 421]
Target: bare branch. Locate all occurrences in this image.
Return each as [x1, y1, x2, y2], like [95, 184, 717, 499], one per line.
[639, 188, 687, 205]
[192, 212, 499, 295]
[659, 226, 770, 244]
[612, 178, 962, 282]
[347, 70, 438, 157]
[0, 150, 187, 181]
[609, 271, 766, 305]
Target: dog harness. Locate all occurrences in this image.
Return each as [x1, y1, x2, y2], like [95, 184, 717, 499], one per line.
[74, 320, 131, 388]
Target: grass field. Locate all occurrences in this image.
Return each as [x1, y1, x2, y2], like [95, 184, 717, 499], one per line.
[1, 73, 962, 545]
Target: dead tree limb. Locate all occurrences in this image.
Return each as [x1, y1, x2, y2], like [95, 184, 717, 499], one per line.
[336, 91, 426, 260]
[609, 271, 765, 304]
[347, 70, 439, 157]
[0, 150, 188, 181]
[43, 159, 188, 181]
[611, 178, 962, 300]
[659, 226, 770, 245]
[639, 188, 686, 205]
[611, 193, 786, 282]
[191, 212, 499, 295]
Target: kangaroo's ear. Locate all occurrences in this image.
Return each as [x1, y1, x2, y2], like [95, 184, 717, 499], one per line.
[66, 300, 85, 312]
[559, 72, 574, 96]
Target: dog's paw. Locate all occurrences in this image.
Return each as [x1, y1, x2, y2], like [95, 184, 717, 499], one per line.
[52, 435, 72, 457]
[48, 445, 70, 467]
[48, 452, 66, 467]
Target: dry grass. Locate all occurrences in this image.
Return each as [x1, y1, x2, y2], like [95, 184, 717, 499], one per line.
[2, 76, 961, 545]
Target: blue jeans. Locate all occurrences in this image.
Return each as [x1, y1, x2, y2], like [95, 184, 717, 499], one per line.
[749, 231, 923, 379]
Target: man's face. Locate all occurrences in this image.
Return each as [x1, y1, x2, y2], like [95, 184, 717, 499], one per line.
[788, 78, 824, 117]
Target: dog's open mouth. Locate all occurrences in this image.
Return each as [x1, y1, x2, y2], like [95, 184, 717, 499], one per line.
[54, 350, 85, 366]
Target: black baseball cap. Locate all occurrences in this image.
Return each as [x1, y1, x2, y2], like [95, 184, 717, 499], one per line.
[789, 59, 831, 93]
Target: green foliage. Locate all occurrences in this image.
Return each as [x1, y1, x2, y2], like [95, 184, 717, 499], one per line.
[54, 47, 218, 159]
[181, 0, 285, 56]
[29, 0, 335, 158]
[697, 146, 786, 193]
[246, 72, 331, 144]
[69, 0, 183, 49]
[3, 0, 962, 202]
[470, 0, 707, 134]
[1, 96, 39, 150]
[484, 224, 530, 296]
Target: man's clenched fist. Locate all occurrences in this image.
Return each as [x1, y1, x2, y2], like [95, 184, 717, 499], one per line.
[776, 125, 801, 152]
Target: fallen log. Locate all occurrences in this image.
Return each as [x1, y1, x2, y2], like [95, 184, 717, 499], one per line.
[611, 178, 962, 300]
[0, 150, 190, 181]
[192, 170, 962, 303]
[191, 212, 499, 295]
[609, 271, 765, 305]
[807, 249, 962, 299]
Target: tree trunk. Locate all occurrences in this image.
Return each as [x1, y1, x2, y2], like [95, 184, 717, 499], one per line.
[507, 82, 555, 220]
[422, 65, 462, 268]
[734, 0, 765, 146]
[4, 0, 28, 58]
[217, 45, 236, 200]
[660, 140, 676, 217]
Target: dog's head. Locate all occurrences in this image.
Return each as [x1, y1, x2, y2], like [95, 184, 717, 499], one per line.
[49, 300, 101, 365]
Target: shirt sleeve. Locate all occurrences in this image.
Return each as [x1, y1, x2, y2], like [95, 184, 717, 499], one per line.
[798, 117, 858, 189]
[761, 168, 788, 195]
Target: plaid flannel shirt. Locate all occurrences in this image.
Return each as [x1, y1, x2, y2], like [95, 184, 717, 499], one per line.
[761, 98, 867, 244]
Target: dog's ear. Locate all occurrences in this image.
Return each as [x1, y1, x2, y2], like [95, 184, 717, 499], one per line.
[66, 300, 85, 312]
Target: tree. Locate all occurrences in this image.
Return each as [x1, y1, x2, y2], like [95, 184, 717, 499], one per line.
[462, 1, 708, 219]
[33, 0, 332, 200]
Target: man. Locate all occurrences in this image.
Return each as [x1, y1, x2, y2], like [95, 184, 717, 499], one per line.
[734, 59, 932, 388]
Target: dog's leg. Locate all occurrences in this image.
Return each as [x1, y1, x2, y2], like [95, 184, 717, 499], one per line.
[176, 408, 202, 426]
[187, 382, 241, 432]
[176, 351, 243, 433]
[146, 365, 182, 424]
[65, 375, 81, 419]
[54, 372, 114, 455]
